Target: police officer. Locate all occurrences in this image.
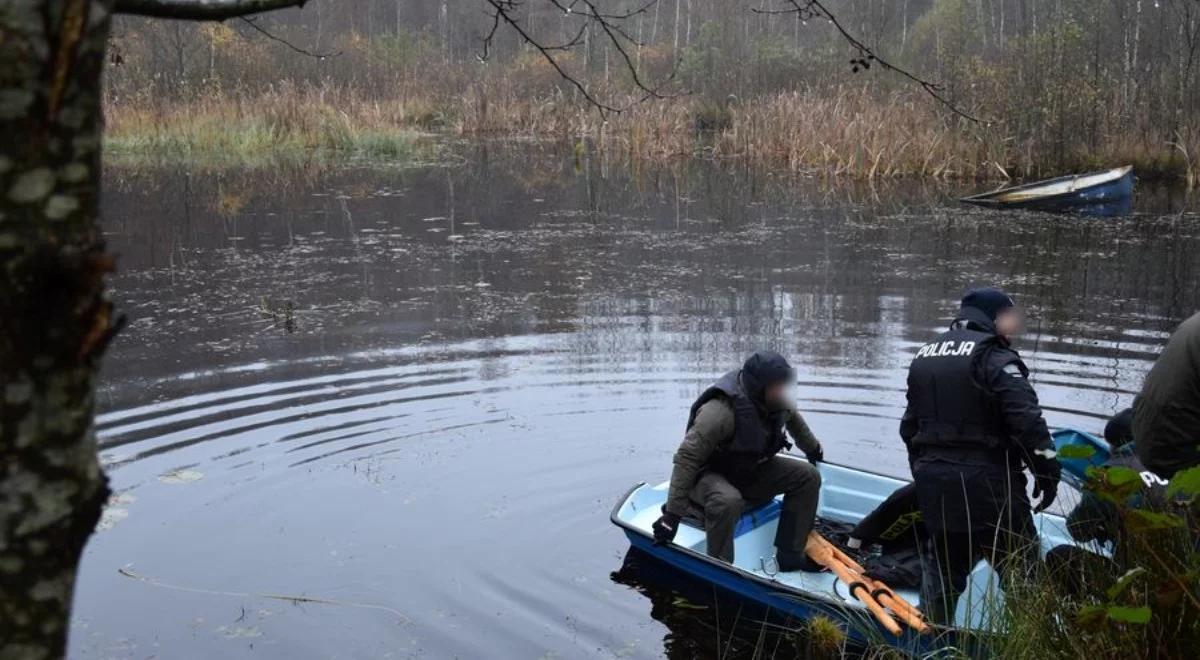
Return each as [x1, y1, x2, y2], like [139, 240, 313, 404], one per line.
[651, 351, 825, 571]
[1067, 408, 1168, 549]
[900, 288, 1061, 625]
[1048, 408, 1170, 594]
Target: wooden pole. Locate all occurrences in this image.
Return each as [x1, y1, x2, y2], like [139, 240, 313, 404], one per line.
[805, 532, 930, 635]
[811, 535, 925, 624]
[805, 535, 903, 635]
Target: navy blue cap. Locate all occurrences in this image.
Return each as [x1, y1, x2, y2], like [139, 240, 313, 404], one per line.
[960, 287, 1015, 322]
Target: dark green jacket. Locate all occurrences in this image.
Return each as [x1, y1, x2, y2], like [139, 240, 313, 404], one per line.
[1135, 312, 1200, 478]
[665, 398, 820, 517]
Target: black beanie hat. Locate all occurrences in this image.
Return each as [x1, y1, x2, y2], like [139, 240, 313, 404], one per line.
[960, 287, 1015, 322]
[1104, 408, 1135, 448]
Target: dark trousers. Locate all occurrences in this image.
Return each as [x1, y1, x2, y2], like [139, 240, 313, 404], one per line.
[919, 511, 1039, 625]
[689, 456, 821, 563]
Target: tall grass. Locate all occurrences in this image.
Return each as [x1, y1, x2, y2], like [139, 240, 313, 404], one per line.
[104, 81, 1200, 183]
[980, 463, 1200, 659]
[105, 83, 429, 166]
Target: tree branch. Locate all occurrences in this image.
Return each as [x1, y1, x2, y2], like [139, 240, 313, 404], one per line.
[240, 16, 339, 59]
[480, 0, 679, 115]
[481, 0, 620, 114]
[114, 0, 308, 21]
[755, 0, 989, 124]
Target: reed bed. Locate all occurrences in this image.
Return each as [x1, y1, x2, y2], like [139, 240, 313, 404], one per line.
[105, 82, 1200, 184]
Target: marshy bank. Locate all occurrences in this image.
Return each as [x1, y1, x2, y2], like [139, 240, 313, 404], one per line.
[105, 0, 1200, 184]
[104, 83, 1200, 184]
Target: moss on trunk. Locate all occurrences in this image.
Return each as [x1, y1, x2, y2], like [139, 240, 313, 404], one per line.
[0, 1, 118, 657]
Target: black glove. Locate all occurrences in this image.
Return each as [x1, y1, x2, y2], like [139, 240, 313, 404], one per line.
[805, 442, 824, 465]
[1032, 473, 1059, 513]
[652, 511, 681, 545]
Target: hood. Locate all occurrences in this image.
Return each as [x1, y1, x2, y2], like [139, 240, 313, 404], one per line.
[953, 305, 999, 334]
[739, 351, 795, 405]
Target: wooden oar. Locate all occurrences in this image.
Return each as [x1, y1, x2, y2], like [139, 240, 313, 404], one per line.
[805, 532, 929, 635]
[809, 535, 927, 630]
[805, 534, 903, 635]
[810, 534, 928, 632]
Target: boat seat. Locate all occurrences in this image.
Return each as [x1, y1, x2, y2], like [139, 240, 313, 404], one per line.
[680, 498, 783, 537]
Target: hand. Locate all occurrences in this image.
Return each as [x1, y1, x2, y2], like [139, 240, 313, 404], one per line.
[1032, 473, 1059, 513]
[652, 512, 681, 545]
[805, 443, 824, 465]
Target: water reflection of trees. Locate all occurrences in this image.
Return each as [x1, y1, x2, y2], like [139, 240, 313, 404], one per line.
[102, 142, 1200, 392]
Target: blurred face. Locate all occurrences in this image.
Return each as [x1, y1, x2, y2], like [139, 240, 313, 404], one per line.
[995, 306, 1024, 338]
[763, 381, 792, 410]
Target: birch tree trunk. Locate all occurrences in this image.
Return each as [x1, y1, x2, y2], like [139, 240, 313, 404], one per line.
[0, 1, 118, 657]
[2, 1, 304, 654]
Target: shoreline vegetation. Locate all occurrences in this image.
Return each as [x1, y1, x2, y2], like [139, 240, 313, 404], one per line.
[104, 0, 1200, 186]
[104, 82, 1199, 184]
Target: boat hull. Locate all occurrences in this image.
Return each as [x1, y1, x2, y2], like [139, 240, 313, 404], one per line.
[961, 165, 1134, 215]
[617, 519, 952, 654]
[610, 458, 1084, 654]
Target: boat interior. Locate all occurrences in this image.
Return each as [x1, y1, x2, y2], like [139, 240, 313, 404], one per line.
[616, 459, 1081, 631]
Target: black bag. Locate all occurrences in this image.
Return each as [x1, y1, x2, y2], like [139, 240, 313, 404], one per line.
[863, 545, 923, 589]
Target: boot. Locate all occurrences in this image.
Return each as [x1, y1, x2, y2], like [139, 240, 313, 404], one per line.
[777, 550, 824, 573]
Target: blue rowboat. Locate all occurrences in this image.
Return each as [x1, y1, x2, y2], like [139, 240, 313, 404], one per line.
[1052, 426, 1111, 488]
[960, 165, 1133, 216]
[611, 456, 1081, 654]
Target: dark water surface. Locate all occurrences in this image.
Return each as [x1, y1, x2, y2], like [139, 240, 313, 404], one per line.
[73, 143, 1200, 658]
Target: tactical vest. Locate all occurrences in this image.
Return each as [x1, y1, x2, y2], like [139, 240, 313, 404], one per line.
[687, 370, 789, 484]
[906, 326, 1015, 456]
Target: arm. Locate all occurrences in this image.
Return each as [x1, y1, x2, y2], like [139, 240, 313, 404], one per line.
[987, 356, 1060, 482]
[900, 401, 918, 451]
[785, 408, 821, 457]
[900, 378, 919, 468]
[664, 399, 733, 517]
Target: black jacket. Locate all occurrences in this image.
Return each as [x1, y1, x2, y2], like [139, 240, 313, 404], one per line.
[1134, 312, 1200, 478]
[900, 308, 1060, 532]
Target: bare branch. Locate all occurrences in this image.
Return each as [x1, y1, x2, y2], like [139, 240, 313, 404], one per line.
[754, 0, 989, 123]
[481, 0, 622, 114]
[240, 16, 339, 59]
[114, 0, 308, 21]
[478, 0, 680, 114]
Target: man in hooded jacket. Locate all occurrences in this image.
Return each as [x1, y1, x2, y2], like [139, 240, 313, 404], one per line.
[901, 287, 1061, 625]
[652, 351, 825, 571]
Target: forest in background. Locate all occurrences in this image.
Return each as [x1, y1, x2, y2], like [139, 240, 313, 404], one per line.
[104, 0, 1200, 182]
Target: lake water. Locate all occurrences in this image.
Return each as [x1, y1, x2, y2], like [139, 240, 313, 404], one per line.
[72, 142, 1200, 658]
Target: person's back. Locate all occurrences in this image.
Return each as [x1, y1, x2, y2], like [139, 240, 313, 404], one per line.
[900, 287, 1061, 625]
[1135, 312, 1200, 478]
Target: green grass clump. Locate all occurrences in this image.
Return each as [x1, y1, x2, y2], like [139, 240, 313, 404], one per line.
[806, 615, 848, 659]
